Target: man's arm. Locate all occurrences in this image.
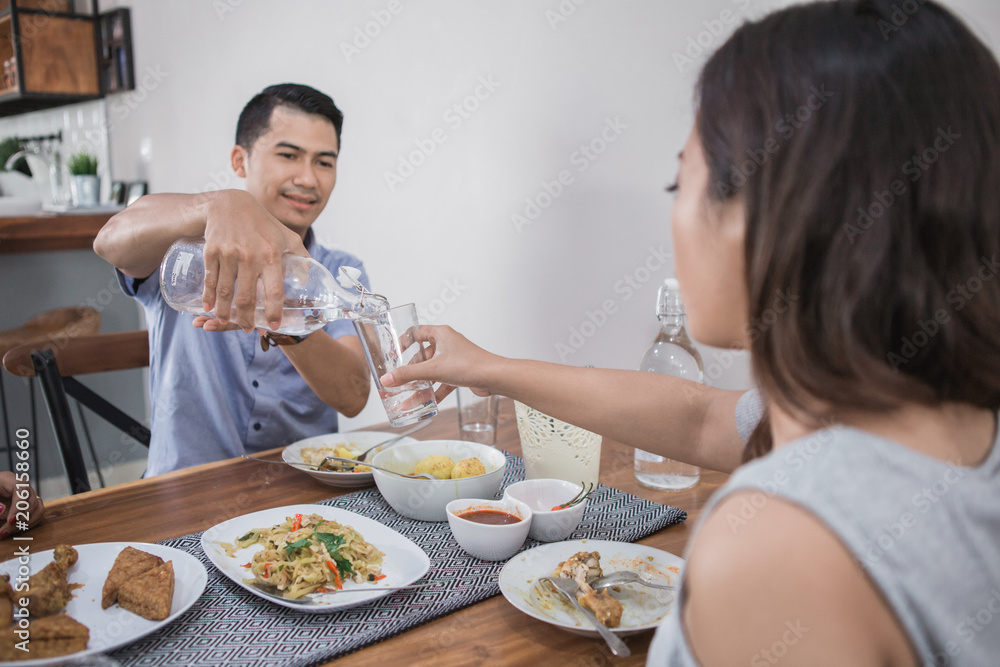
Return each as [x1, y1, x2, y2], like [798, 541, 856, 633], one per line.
[279, 334, 370, 417]
[94, 190, 307, 330]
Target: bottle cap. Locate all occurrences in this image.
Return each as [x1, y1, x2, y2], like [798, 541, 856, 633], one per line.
[656, 277, 684, 317]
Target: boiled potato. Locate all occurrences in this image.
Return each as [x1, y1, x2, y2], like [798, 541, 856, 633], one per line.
[415, 455, 456, 479]
[451, 457, 486, 479]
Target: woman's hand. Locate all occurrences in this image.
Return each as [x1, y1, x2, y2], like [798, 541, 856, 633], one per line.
[0, 471, 45, 540]
[379, 325, 501, 403]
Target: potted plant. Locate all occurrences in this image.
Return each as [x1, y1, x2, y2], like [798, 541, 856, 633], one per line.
[67, 150, 99, 207]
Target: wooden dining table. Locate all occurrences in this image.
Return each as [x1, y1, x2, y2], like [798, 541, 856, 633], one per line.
[22, 398, 728, 666]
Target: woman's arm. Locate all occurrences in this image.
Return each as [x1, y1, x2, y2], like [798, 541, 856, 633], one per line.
[381, 325, 748, 473]
[682, 493, 917, 665]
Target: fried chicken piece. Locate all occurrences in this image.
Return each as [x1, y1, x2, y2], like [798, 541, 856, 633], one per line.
[101, 546, 164, 609]
[24, 545, 78, 617]
[551, 551, 604, 589]
[578, 588, 624, 628]
[0, 614, 89, 661]
[551, 550, 624, 628]
[117, 561, 174, 621]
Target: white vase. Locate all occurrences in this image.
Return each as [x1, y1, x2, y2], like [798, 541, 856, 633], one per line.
[72, 174, 100, 207]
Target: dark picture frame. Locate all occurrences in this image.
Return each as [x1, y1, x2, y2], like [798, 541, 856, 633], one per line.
[110, 180, 127, 204]
[126, 181, 147, 206]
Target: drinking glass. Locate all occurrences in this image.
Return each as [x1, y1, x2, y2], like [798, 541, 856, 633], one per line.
[514, 401, 601, 486]
[457, 388, 499, 445]
[353, 303, 438, 426]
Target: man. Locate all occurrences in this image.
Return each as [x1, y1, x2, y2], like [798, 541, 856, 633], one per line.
[94, 83, 371, 476]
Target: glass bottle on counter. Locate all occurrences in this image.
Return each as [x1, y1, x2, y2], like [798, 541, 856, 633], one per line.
[634, 278, 703, 491]
[159, 236, 387, 336]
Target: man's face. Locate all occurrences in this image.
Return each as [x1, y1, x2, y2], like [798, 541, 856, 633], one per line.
[231, 105, 339, 238]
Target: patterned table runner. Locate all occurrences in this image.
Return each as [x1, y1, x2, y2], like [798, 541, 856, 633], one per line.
[111, 454, 686, 667]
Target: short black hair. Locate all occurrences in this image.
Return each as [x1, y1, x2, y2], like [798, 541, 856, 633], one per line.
[235, 83, 343, 151]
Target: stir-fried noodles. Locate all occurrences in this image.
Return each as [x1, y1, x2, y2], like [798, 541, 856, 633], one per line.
[220, 513, 385, 598]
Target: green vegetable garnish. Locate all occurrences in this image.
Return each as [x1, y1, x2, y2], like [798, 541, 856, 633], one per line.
[283, 537, 310, 555]
[313, 531, 354, 576]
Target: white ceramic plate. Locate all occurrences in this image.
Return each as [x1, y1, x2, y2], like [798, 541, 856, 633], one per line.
[281, 431, 419, 488]
[200, 504, 430, 613]
[0, 541, 207, 666]
[498, 539, 683, 637]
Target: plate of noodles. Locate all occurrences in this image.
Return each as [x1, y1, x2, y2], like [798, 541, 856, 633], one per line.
[282, 431, 421, 488]
[200, 504, 430, 612]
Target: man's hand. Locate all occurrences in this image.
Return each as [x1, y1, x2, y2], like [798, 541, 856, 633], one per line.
[379, 325, 498, 403]
[0, 471, 44, 540]
[200, 191, 308, 332]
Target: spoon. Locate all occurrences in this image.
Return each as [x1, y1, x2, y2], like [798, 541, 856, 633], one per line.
[249, 580, 442, 604]
[539, 577, 630, 657]
[355, 421, 430, 463]
[240, 454, 438, 480]
[589, 571, 677, 592]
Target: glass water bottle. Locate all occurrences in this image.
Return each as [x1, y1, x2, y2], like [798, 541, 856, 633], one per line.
[159, 236, 387, 336]
[634, 278, 703, 491]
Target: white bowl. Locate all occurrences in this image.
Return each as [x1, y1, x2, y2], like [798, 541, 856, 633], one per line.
[503, 479, 587, 542]
[371, 440, 507, 521]
[446, 497, 532, 561]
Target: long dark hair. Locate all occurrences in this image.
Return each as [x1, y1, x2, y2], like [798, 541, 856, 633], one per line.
[697, 0, 1000, 459]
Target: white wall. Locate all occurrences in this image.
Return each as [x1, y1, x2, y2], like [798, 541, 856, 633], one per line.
[102, 0, 1000, 433]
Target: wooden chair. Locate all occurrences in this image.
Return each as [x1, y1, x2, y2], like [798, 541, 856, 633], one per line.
[0, 307, 100, 490]
[2, 330, 150, 495]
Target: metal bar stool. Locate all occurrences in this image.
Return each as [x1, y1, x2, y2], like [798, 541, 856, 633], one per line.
[0, 307, 100, 493]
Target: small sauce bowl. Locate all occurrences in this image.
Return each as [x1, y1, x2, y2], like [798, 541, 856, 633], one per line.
[503, 479, 588, 542]
[446, 498, 533, 561]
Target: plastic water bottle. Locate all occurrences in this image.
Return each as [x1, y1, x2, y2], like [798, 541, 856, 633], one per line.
[634, 278, 703, 491]
[158, 236, 387, 335]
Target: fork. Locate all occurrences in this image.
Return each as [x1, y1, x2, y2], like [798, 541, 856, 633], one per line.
[249, 580, 442, 604]
[589, 571, 678, 592]
[539, 577, 630, 657]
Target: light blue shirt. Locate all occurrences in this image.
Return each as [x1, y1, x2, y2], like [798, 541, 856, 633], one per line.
[116, 229, 371, 477]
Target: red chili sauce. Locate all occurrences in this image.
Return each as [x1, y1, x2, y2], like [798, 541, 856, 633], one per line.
[456, 509, 522, 525]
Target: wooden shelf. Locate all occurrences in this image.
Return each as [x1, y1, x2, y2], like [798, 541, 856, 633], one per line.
[0, 211, 112, 254]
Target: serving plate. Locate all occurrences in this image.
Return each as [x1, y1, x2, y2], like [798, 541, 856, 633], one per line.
[200, 504, 430, 613]
[281, 431, 418, 488]
[498, 539, 683, 637]
[0, 541, 207, 666]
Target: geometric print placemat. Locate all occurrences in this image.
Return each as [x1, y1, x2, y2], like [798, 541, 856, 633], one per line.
[110, 454, 686, 666]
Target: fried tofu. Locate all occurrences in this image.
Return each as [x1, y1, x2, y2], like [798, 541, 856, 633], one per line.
[24, 545, 78, 618]
[0, 614, 89, 661]
[101, 546, 164, 609]
[116, 561, 174, 621]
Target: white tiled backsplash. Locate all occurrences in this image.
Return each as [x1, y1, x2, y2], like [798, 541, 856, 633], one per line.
[0, 99, 112, 204]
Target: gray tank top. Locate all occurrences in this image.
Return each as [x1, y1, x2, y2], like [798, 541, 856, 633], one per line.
[647, 390, 1000, 665]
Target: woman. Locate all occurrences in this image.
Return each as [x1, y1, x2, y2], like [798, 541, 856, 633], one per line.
[382, 0, 1000, 664]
